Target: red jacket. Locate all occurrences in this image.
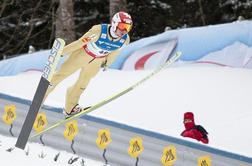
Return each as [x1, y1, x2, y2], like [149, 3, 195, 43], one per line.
[181, 112, 209, 144]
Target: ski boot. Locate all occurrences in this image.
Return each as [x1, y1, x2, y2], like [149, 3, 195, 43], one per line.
[63, 104, 83, 119]
[63, 104, 91, 119]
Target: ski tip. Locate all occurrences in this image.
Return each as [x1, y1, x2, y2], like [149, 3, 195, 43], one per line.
[55, 38, 65, 44]
[176, 51, 182, 55]
[169, 51, 182, 62]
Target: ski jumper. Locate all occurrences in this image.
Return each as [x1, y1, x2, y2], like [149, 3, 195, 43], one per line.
[44, 24, 130, 113]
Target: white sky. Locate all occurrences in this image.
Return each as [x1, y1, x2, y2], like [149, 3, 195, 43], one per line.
[0, 66, 252, 158]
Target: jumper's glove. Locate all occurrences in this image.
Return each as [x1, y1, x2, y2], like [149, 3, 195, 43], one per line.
[101, 59, 108, 71]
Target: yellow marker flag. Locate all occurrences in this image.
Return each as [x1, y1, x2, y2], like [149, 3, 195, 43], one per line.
[2, 105, 16, 125]
[63, 120, 79, 141]
[128, 137, 144, 158]
[33, 112, 47, 133]
[96, 129, 112, 149]
[161, 145, 177, 166]
[198, 155, 211, 166]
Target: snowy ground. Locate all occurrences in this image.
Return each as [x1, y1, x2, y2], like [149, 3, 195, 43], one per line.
[0, 134, 103, 166]
[0, 66, 252, 159]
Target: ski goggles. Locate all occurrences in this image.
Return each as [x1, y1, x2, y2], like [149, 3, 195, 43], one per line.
[184, 119, 193, 123]
[117, 22, 132, 33]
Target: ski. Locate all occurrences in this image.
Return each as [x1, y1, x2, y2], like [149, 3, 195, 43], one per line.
[30, 51, 182, 140]
[15, 38, 65, 149]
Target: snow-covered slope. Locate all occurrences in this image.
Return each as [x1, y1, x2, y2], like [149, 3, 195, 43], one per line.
[194, 41, 252, 68]
[0, 135, 103, 166]
[0, 66, 252, 157]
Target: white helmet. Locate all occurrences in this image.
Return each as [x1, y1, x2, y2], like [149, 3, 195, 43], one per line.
[111, 11, 133, 33]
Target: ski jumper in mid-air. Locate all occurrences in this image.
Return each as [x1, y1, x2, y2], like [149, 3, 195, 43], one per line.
[44, 11, 133, 118]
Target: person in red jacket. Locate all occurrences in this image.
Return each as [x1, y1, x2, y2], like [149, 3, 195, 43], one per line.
[181, 112, 209, 144]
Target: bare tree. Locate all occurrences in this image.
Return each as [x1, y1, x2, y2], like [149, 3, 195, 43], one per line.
[0, 0, 14, 17]
[109, 0, 127, 19]
[198, 0, 206, 25]
[55, 0, 75, 44]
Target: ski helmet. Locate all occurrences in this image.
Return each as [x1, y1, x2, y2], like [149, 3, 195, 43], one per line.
[111, 11, 133, 33]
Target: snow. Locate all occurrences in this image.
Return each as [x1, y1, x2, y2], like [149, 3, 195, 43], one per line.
[0, 66, 252, 158]
[174, 41, 252, 68]
[195, 41, 252, 68]
[0, 134, 103, 166]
